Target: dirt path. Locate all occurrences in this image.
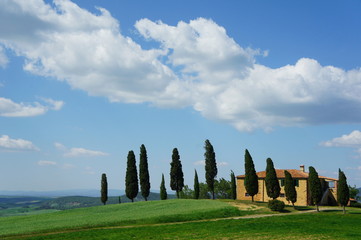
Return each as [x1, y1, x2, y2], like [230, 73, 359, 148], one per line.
[2, 209, 322, 240]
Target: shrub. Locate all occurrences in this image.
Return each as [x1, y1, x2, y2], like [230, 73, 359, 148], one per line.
[350, 201, 361, 208]
[268, 199, 285, 211]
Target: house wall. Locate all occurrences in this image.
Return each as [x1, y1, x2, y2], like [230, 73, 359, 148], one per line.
[236, 178, 309, 206]
[237, 178, 264, 202]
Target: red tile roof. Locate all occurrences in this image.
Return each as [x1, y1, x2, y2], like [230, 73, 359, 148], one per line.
[237, 169, 337, 181]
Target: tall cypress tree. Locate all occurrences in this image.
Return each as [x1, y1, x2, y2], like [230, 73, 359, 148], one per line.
[125, 150, 138, 202]
[204, 139, 217, 199]
[337, 169, 350, 214]
[170, 148, 184, 198]
[139, 144, 150, 201]
[265, 158, 280, 199]
[244, 149, 258, 202]
[308, 166, 322, 212]
[194, 170, 200, 199]
[230, 170, 237, 200]
[284, 170, 297, 207]
[100, 173, 108, 205]
[160, 173, 167, 200]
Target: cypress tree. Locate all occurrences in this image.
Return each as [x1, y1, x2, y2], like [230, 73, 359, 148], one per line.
[194, 170, 200, 199]
[204, 139, 217, 199]
[170, 148, 184, 198]
[308, 166, 322, 212]
[139, 144, 150, 201]
[160, 174, 167, 200]
[125, 150, 138, 202]
[244, 149, 258, 202]
[265, 158, 280, 199]
[337, 169, 350, 214]
[284, 170, 297, 207]
[100, 173, 108, 205]
[230, 170, 237, 200]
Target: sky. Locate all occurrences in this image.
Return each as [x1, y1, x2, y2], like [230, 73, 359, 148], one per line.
[0, 0, 361, 193]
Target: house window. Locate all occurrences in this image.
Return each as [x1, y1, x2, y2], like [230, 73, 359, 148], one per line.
[280, 179, 285, 187]
[328, 181, 335, 188]
[294, 179, 299, 187]
[245, 193, 250, 197]
[280, 193, 285, 197]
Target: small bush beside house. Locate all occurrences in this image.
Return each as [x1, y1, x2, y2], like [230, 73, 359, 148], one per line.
[268, 199, 285, 211]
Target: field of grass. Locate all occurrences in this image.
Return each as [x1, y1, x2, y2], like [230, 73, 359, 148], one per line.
[0, 199, 242, 238]
[16, 209, 361, 240]
[2, 199, 360, 240]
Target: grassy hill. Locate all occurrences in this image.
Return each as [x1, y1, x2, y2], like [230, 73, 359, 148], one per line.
[0, 199, 241, 238]
[1, 199, 361, 239]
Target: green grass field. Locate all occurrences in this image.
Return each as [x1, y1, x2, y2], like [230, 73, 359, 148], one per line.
[0, 199, 242, 238]
[21, 210, 360, 240]
[1, 199, 360, 239]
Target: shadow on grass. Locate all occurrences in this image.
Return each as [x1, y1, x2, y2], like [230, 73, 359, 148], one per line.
[320, 209, 342, 213]
[294, 206, 313, 211]
[348, 212, 361, 215]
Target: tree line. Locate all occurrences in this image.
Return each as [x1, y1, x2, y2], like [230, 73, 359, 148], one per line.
[100, 143, 352, 214]
[100, 140, 237, 204]
[243, 149, 350, 213]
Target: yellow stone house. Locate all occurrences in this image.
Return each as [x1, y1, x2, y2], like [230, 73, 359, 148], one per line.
[236, 165, 338, 206]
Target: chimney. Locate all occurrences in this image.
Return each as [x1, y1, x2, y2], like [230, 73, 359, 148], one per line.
[300, 165, 305, 172]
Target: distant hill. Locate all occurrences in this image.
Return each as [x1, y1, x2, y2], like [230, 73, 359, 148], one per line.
[0, 192, 176, 213]
[40, 192, 176, 210]
[0, 196, 51, 210]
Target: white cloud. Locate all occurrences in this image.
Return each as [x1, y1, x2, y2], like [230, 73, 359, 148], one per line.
[65, 147, 109, 157]
[55, 142, 109, 157]
[1, 1, 361, 131]
[0, 97, 64, 117]
[321, 130, 361, 158]
[38, 160, 57, 166]
[0, 135, 39, 151]
[54, 142, 66, 150]
[0, 0, 177, 105]
[0, 46, 8, 68]
[194, 160, 205, 166]
[321, 130, 361, 147]
[218, 162, 228, 167]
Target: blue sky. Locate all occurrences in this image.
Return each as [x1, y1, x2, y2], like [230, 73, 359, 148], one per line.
[0, 0, 361, 193]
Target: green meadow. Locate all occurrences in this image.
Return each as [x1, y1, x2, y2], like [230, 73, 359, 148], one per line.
[1, 199, 361, 239]
[0, 199, 243, 238]
[21, 211, 361, 240]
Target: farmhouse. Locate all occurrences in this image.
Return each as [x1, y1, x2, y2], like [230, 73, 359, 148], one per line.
[236, 165, 338, 206]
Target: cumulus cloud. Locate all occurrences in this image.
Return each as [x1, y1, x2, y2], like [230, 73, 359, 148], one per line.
[55, 142, 109, 157]
[0, 0, 177, 105]
[38, 160, 57, 166]
[1, 1, 361, 131]
[0, 135, 39, 151]
[321, 130, 361, 158]
[0, 97, 64, 117]
[321, 130, 361, 147]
